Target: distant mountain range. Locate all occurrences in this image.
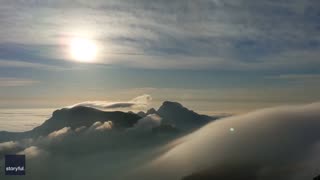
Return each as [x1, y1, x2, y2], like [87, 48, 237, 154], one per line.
[0, 101, 219, 142]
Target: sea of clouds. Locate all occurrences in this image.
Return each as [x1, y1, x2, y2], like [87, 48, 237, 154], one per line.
[0, 108, 53, 132]
[1, 102, 320, 179]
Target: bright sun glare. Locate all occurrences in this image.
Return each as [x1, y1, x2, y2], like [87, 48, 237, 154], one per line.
[69, 37, 98, 63]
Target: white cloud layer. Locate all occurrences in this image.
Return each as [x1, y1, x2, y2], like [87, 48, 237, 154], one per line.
[0, 108, 54, 132]
[1, 102, 320, 179]
[0, 141, 18, 151]
[95, 121, 113, 131]
[69, 94, 152, 110]
[48, 127, 71, 139]
[18, 146, 47, 159]
[132, 114, 162, 131]
[133, 102, 320, 179]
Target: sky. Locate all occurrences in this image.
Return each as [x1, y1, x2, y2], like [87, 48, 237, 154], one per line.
[0, 0, 320, 114]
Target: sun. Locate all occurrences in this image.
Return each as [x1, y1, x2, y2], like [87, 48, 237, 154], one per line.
[69, 37, 98, 63]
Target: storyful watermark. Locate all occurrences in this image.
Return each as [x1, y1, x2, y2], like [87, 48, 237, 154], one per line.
[4, 155, 25, 175]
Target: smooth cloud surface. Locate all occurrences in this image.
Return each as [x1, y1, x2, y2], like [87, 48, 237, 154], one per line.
[134, 102, 320, 180]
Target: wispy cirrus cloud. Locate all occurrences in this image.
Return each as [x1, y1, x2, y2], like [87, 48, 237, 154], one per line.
[267, 74, 320, 80]
[0, 77, 39, 87]
[0, 59, 67, 70]
[0, 0, 319, 70]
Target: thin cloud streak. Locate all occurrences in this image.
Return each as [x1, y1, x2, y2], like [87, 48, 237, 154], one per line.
[267, 74, 320, 80]
[0, 77, 39, 87]
[70, 94, 152, 110]
[0, 59, 69, 71]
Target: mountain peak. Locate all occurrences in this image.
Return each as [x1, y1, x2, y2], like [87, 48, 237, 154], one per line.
[157, 101, 214, 130]
[158, 101, 196, 116]
[146, 108, 157, 115]
[160, 101, 184, 110]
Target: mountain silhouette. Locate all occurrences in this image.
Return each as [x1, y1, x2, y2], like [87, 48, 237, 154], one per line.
[0, 106, 141, 142]
[32, 106, 141, 135]
[157, 101, 215, 130]
[0, 101, 217, 142]
[146, 108, 157, 115]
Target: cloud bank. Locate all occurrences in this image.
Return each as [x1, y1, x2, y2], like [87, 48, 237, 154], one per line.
[133, 102, 320, 180]
[0, 112, 175, 179]
[132, 114, 162, 131]
[0, 108, 54, 132]
[1, 102, 320, 179]
[70, 94, 152, 110]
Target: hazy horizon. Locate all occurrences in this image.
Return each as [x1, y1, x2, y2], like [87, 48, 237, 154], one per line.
[1, 1, 320, 179]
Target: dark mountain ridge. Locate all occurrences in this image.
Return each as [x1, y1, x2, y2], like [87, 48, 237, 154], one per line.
[0, 101, 218, 142]
[156, 101, 215, 130]
[0, 106, 141, 142]
[32, 106, 141, 135]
